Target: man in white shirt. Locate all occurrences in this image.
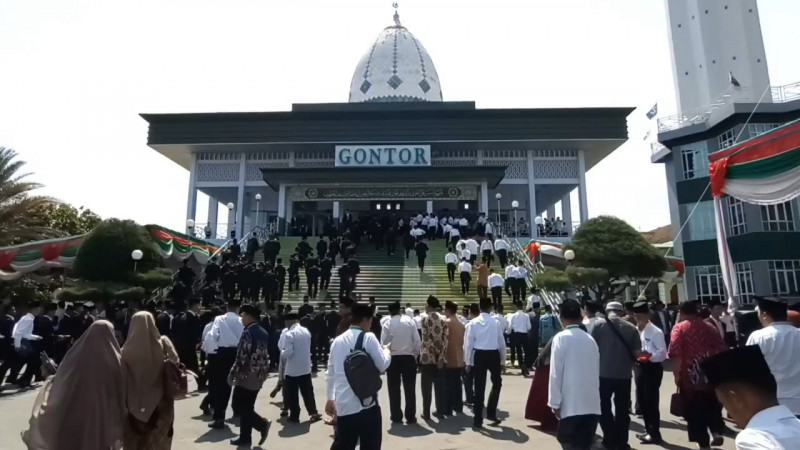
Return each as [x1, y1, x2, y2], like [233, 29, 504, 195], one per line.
[488, 270, 505, 307]
[465, 237, 479, 265]
[701, 345, 800, 450]
[633, 301, 667, 444]
[527, 287, 542, 312]
[494, 238, 510, 267]
[449, 226, 461, 250]
[381, 301, 421, 424]
[458, 242, 471, 263]
[458, 217, 469, 234]
[512, 261, 528, 303]
[209, 300, 245, 428]
[509, 302, 532, 376]
[480, 238, 494, 267]
[410, 226, 425, 239]
[443, 223, 453, 242]
[464, 297, 506, 430]
[11, 301, 43, 388]
[458, 258, 472, 295]
[504, 263, 516, 299]
[199, 319, 218, 415]
[427, 214, 438, 240]
[281, 313, 321, 422]
[404, 303, 415, 319]
[326, 304, 391, 449]
[548, 299, 601, 449]
[746, 297, 800, 416]
[444, 248, 459, 284]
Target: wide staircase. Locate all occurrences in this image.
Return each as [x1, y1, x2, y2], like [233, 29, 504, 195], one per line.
[253, 236, 511, 313]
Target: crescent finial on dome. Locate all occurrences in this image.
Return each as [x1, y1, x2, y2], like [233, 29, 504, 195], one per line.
[392, 2, 401, 26]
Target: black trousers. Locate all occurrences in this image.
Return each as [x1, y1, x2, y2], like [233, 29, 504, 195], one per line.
[446, 263, 456, 282]
[509, 332, 528, 371]
[386, 241, 396, 255]
[472, 349, 502, 427]
[278, 281, 285, 301]
[636, 362, 663, 438]
[450, 235, 460, 249]
[178, 344, 204, 389]
[496, 249, 508, 268]
[417, 255, 426, 270]
[482, 250, 493, 267]
[307, 279, 319, 298]
[200, 353, 216, 411]
[405, 248, 412, 259]
[212, 347, 238, 421]
[386, 355, 417, 422]
[428, 227, 437, 240]
[463, 368, 474, 404]
[490, 286, 503, 307]
[524, 335, 539, 368]
[469, 254, 477, 265]
[335, 405, 382, 450]
[288, 272, 300, 291]
[682, 389, 725, 448]
[420, 364, 446, 416]
[557, 414, 599, 450]
[16, 343, 40, 386]
[0, 349, 19, 384]
[443, 368, 463, 415]
[599, 377, 632, 450]
[321, 273, 331, 290]
[460, 272, 471, 294]
[232, 386, 267, 442]
[511, 278, 523, 302]
[284, 374, 318, 420]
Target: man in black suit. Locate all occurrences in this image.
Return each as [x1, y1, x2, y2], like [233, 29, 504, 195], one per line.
[316, 238, 328, 264]
[650, 300, 672, 346]
[319, 255, 333, 292]
[0, 304, 17, 386]
[173, 299, 204, 389]
[274, 259, 287, 302]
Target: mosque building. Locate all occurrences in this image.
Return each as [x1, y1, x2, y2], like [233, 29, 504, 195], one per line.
[142, 10, 631, 239]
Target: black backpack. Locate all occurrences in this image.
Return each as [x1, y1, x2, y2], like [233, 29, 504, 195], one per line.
[343, 331, 382, 406]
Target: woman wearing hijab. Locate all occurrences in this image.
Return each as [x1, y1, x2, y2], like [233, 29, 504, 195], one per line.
[22, 320, 125, 450]
[121, 311, 180, 450]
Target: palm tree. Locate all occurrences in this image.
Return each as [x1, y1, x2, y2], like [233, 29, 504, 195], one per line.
[0, 147, 59, 246]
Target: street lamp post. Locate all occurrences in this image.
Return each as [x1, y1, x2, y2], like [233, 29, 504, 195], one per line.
[255, 193, 262, 230]
[186, 219, 195, 237]
[495, 193, 502, 230]
[511, 200, 519, 237]
[227, 202, 236, 239]
[131, 249, 143, 273]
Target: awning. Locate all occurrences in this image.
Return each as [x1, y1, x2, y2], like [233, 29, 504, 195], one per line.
[260, 165, 509, 191]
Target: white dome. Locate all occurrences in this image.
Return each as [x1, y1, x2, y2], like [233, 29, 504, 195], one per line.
[349, 12, 443, 103]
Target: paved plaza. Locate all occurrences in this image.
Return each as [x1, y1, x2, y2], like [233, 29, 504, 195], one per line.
[1, 365, 736, 450]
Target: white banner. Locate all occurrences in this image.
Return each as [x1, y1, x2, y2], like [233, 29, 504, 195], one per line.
[335, 145, 431, 167]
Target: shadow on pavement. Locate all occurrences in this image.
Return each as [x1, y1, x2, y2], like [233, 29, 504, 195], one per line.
[387, 421, 434, 437]
[194, 427, 236, 443]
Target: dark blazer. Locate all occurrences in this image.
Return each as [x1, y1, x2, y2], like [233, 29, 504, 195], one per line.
[650, 309, 673, 345]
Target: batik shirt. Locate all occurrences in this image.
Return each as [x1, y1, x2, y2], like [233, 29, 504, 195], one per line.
[420, 311, 449, 366]
[230, 322, 270, 391]
[668, 317, 726, 391]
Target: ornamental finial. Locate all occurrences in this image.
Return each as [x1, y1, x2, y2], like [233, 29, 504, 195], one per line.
[393, 2, 401, 26]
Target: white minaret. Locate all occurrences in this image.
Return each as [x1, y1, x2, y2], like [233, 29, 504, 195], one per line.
[665, 0, 771, 114]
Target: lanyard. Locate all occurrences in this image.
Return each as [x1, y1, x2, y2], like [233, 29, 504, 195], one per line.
[565, 325, 580, 330]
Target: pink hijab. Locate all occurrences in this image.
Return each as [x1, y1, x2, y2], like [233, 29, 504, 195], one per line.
[22, 320, 125, 450]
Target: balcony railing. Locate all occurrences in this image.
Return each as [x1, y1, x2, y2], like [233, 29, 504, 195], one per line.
[657, 80, 800, 133]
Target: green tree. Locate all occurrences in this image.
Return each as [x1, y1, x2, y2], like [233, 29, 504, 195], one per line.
[0, 147, 60, 246]
[33, 202, 102, 236]
[565, 216, 666, 300]
[535, 267, 572, 293]
[74, 219, 161, 282]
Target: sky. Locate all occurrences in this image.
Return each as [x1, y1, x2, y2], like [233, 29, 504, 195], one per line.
[1, 0, 799, 233]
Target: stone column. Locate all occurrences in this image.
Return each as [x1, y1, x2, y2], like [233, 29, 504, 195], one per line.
[547, 205, 556, 220]
[561, 193, 572, 235]
[278, 185, 287, 236]
[186, 153, 198, 223]
[207, 197, 218, 238]
[526, 150, 537, 233]
[426, 200, 433, 214]
[235, 154, 246, 239]
[480, 182, 489, 216]
[578, 150, 589, 222]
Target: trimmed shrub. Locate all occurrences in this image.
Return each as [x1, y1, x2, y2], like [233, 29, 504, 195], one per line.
[74, 219, 161, 282]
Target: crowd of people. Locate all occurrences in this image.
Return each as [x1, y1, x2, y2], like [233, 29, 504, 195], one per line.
[3, 211, 800, 450]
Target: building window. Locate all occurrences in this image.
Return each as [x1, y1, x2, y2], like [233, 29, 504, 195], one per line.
[735, 262, 755, 304]
[768, 260, 800, 296]
[680, 141, 709, 179]
[727, 197, 747, 236]
[681, 201, 717, 241]
[694, 265, 725, 304]
[747, 123, 780, 139]
[761, 201, 795, 231]
[718, 128, 736, 150]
